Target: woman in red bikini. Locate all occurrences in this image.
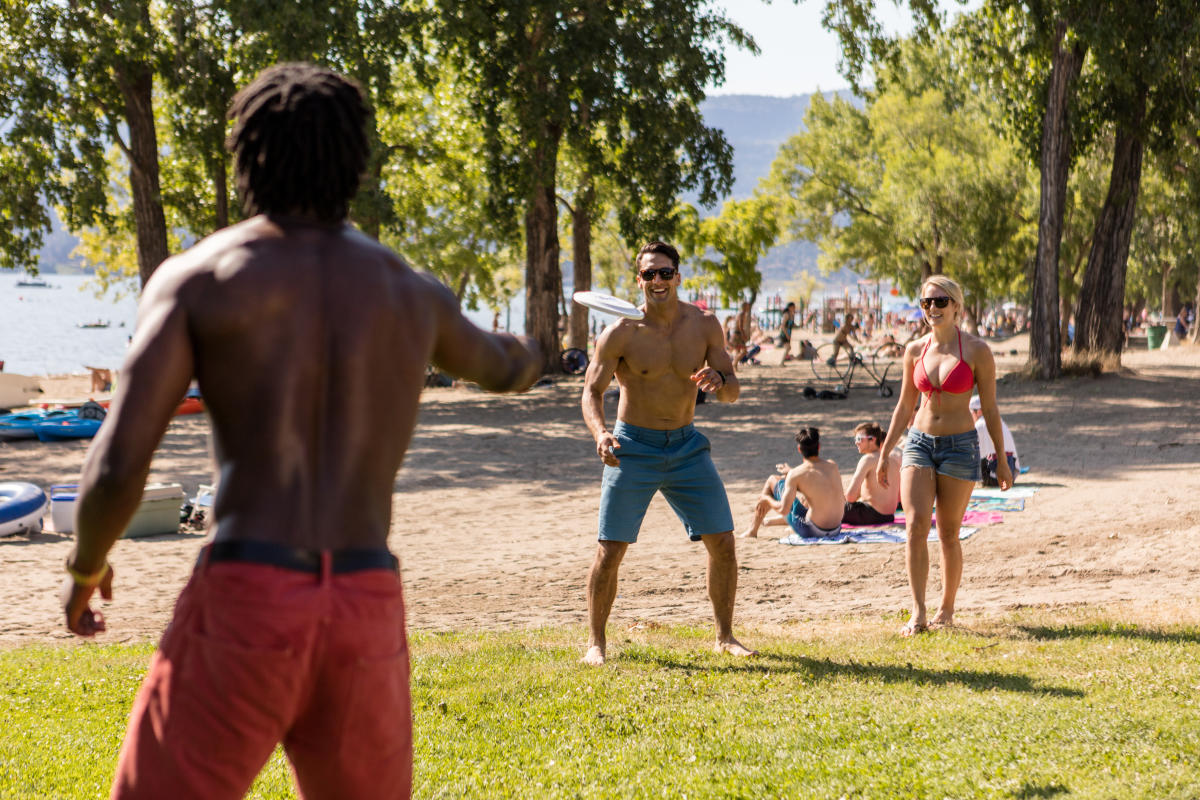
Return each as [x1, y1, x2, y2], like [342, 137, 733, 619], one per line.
[876, 275, 1012, 636]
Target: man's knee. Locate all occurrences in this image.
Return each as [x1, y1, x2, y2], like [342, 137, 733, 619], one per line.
[702, 531, 737, 562]
[593, 541, 628, 571]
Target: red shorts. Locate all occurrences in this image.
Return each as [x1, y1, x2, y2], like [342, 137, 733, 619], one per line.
[111, 552, 411, 800]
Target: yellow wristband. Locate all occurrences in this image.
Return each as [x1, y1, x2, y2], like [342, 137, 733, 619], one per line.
[65, 556, 111, 587]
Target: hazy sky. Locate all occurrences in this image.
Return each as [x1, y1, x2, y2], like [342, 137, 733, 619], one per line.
[708, 1, 956, 97]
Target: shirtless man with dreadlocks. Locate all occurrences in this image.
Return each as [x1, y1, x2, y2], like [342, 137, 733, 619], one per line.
[61, 63, 542, 799]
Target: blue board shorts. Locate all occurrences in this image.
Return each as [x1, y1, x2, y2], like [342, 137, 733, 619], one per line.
[773, 479, 839, 538]
[598, 421, 734, 543]
[902, 428, 981, 482]
[773, 479, 807, 534]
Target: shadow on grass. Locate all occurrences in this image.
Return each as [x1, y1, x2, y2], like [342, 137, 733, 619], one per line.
[1018, 623, 1200, 645]
[1013, 781, 1069, 798]
[629, 649, 1085, 697]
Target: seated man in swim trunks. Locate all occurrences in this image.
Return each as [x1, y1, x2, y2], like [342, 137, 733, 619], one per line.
[842, 422, 902, 525]
[739, 426, 845, 542]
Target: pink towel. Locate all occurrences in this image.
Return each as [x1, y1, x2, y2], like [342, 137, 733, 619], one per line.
[893, 510, 1003, 526]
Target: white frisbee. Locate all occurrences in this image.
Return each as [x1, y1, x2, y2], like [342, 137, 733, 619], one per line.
[572, 291, 644, 320]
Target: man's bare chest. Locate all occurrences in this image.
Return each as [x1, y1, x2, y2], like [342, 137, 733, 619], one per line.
[619, 327, 709, 380]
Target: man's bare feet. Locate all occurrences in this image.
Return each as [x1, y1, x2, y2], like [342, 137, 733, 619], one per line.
[737, 528, 758, 539]
[899, 619, 929, 637]
[582, 644, 606, 666]
[715, 637, 757, 657]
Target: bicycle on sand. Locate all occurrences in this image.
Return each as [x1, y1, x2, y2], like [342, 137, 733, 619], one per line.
[808, 341, 899, 398]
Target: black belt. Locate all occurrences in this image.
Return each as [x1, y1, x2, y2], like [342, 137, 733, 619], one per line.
[203, 540, 398, 574]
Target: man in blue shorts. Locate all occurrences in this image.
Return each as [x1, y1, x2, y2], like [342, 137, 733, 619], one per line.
[580, 241, 756, 666]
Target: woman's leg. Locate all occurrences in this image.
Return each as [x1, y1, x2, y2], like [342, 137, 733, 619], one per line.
[900, 465, 936, 634]
[930, 473, 975, 626]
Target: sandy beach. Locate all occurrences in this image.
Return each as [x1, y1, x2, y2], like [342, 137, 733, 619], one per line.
[2, 338, 1199, 648]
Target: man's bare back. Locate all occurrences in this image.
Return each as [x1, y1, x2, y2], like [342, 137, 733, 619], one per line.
[782, 457, 845, 531]
[120, 217, 537, 553]
[150, 218, 480, 550]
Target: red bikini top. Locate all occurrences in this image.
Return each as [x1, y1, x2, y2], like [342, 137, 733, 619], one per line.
[913, 329, 975, 396]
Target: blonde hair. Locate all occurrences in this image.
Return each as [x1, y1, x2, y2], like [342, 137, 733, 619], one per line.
[921, 275, 965, 325]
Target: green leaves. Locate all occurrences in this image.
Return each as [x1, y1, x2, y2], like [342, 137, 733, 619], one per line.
[763, 41, 1037, 315]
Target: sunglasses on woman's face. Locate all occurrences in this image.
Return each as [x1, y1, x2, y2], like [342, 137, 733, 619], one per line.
[920, 296, 951, 310]
[639, 267, 677, 282]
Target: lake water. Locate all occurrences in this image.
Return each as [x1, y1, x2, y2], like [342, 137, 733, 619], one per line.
[0, 274, 139, 376]
[0, 272, 755, 376]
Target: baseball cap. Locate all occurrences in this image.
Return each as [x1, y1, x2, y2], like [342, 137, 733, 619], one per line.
[968, 395, 981, 411]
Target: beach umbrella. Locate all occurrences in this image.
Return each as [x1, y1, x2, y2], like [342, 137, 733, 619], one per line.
[907, 309, 924, 322]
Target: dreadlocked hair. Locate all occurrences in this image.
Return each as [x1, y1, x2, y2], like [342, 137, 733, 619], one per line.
[226, 63, 368, 223]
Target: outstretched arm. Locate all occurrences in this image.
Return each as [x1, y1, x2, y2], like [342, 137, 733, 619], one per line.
[427, 276, 541, 393]
[67, 262, 197, 636]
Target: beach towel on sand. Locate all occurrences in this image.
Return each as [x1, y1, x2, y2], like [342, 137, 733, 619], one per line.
[780, 526, 978, 545]
[894, 510, 1004, 526]
[968, 496, 1025, 512]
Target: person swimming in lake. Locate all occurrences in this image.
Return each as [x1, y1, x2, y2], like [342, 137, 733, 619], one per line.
[875, 275, 1011, 637]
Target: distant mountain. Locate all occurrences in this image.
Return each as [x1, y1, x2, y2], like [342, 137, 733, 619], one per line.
[698, 91, 863, 291]
[29, 207, 85, 274]
[698, 93, 816, 200]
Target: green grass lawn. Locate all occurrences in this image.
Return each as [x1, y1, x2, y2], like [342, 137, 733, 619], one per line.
[2, 611, 1198, 799]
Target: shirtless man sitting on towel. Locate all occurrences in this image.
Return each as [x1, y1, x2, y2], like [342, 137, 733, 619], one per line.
[842, 422, 902, 525]
[740, 426, 845, 543]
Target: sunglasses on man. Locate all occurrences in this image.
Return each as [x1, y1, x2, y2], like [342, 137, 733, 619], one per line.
[639, 267, 677, 282]
[919, 296, 951, 310]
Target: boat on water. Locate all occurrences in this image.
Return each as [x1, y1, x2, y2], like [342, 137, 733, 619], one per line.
[15, 277, 52, 288]
[0, 409, 75, 441]
[77, 320, 111, 329]
[0, 482, 48, 537]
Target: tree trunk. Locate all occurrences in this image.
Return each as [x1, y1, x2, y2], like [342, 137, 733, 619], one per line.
[1029, 20, 1085, 379]
[117, 64, 170, 287]
[568, 178, 594, 351]
[525, 139, 563, 374]
[213, 155, 229, 230]
[1190, 281, 1200, 344]
[1074, 100, 1147, 358]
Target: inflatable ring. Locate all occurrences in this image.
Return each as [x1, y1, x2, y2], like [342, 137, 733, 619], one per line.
[0, 482, 48, 537]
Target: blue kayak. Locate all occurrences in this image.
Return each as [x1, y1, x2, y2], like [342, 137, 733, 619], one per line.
[33, 416, 103, 442]
[0, 409, 74, 441]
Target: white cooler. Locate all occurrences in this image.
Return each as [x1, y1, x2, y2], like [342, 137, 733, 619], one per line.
[50, 482, 185, 538]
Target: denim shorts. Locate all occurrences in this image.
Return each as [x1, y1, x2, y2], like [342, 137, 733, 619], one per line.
[598, 421, 734, 543]
[902, 428, 981, 482]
